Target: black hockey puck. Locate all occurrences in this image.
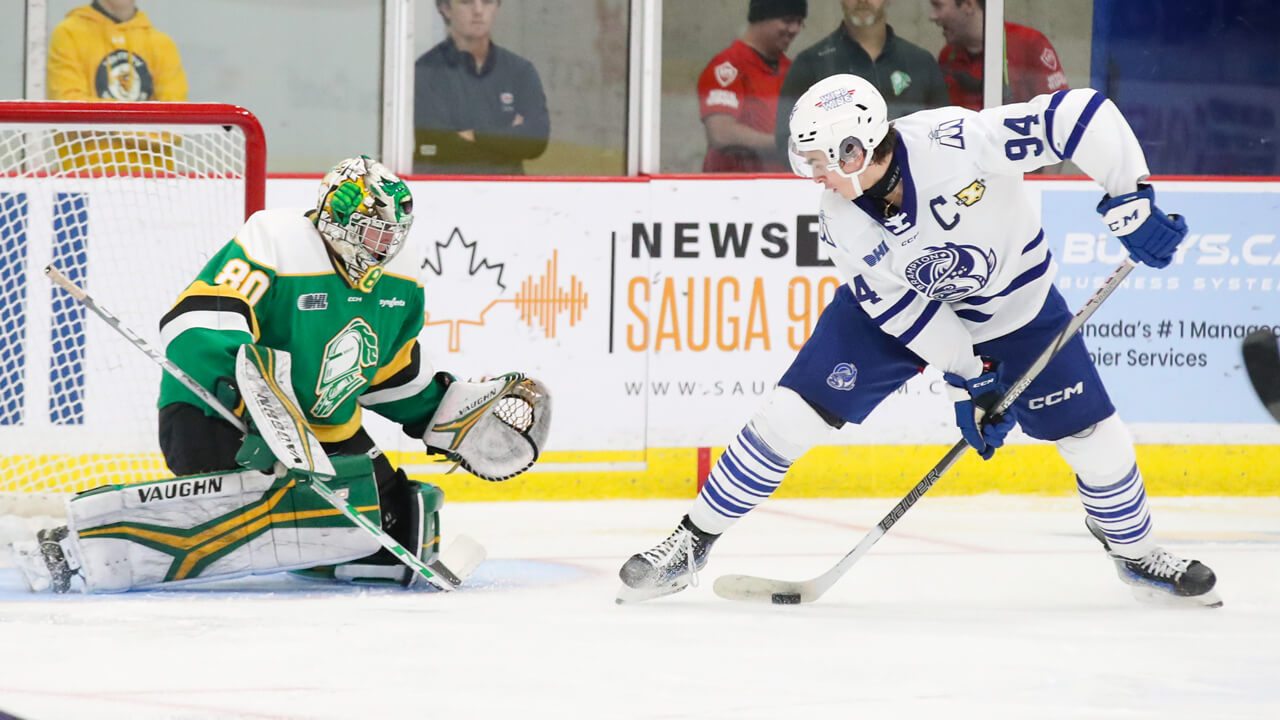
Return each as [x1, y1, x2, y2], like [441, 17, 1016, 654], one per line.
[771, 592, 802, 604]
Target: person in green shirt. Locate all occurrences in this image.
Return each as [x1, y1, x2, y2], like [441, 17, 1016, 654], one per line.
[773, 0, 948, 160]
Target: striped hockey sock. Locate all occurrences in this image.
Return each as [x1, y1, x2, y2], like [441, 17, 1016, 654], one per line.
[1076, 464, 1155, 559]
[688, 421, 794, 536]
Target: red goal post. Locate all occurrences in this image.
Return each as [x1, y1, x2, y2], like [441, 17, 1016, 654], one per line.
[0, 101, 267, 515]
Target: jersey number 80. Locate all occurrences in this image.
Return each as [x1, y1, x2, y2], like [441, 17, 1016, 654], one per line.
[214, 259, 270, 306]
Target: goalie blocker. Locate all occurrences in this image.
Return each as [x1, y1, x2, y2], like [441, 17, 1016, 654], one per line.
[10, 347, 551, 593]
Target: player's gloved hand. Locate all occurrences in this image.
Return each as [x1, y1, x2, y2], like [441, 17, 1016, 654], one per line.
[236, 433, 276, 473]
[943, 361, 1017, 460]
[403, 372, 457, 454]
[328, 181, 364, 226]
[215, 376, 277, 473]
[1096, 184, 1187, 269]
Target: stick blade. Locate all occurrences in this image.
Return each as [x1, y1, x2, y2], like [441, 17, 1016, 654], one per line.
[713, 573, 819, 605]
[1243, 329, 1280, 423]
[436, 534, 487, 584]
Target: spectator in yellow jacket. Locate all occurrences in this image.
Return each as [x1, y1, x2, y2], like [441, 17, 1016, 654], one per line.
[48, 1, 188, 102]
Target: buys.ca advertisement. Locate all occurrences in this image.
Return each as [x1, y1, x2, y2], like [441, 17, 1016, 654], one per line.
[1042, 182, 1280, 432]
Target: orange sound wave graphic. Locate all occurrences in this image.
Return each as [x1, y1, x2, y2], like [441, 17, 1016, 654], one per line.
[425, 250, 587, 352]
[511, 250, 587, 339]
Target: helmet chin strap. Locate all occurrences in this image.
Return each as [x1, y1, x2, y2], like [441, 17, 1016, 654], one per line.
[862, 152, 901, 200]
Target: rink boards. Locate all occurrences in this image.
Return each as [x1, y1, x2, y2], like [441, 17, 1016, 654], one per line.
[2, 176, 1278, 497]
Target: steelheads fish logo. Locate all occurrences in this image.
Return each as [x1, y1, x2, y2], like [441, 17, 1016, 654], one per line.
[903, 242, 997, 300]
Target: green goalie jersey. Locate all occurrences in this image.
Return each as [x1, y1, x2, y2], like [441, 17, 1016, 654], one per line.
[159, 208, 444, 444]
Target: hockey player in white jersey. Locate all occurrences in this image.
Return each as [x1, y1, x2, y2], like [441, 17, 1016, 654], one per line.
[618, 74, 1220, 607]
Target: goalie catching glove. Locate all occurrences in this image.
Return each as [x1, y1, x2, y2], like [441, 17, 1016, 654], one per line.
[420, 372, 551, 481]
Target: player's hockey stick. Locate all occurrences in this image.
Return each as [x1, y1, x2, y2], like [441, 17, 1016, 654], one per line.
[714, 258, 1139, 605]
[1242, 328, 1280, 423]
[44, 265, 485, 592]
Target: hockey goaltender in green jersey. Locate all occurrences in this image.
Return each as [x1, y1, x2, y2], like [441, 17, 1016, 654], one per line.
[158, 176, 436, 447]
[11, 155, 551, 593]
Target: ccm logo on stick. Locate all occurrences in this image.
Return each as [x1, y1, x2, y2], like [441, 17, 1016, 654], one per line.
[1028, 381, 1084, 409]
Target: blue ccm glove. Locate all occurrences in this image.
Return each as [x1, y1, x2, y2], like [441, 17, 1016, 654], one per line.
[1096, 184, 1188, 269]
[943, 361, 1017, 460]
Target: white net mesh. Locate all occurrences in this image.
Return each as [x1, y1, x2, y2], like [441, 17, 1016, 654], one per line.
[0, 103, 263, 514]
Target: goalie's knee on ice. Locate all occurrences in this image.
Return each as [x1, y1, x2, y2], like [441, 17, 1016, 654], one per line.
[409, 479, 443, 561]
[296, 478, 444, 587]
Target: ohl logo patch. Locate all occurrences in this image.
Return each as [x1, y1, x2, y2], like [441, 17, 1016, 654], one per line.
[903, 242, 997, 301]
[420, 228, 588, 352]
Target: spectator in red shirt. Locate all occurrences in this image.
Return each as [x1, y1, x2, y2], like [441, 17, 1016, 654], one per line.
[698, 0, 808, 173]
[928, 0, 1068, 110]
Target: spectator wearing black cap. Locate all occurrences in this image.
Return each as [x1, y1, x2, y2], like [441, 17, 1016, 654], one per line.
[697, 0, 808, 173]
[774, 0, 948, 158]
[413, 0, 550, 175]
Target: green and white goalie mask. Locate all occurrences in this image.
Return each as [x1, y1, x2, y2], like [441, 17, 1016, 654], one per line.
[315, 155, 414, 292]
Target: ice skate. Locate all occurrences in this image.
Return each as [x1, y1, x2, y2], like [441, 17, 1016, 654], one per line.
[1085, 518, 1221, 608]
[10, 526, 81, 593]
[617, 516, 719, 604]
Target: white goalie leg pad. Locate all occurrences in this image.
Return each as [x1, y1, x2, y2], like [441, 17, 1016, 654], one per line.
[67, 467, 382, 592]
[422, 373, 552, 481]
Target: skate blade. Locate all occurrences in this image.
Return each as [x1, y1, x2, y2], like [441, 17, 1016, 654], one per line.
[615, 578, 690, 605]
[1129, 584, 1224, 609]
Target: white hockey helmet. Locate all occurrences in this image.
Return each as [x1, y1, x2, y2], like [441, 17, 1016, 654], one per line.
[315, 155, 414, 289]
[787, 74, 889, 180]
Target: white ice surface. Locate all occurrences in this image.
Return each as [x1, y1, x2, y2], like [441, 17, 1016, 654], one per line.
[1, 496, 1278, 720]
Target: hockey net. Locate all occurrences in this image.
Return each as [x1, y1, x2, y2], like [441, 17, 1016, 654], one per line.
[0, 102, 266, 515]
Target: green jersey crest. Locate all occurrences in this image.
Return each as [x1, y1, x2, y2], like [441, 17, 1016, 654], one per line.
[312, 318, 379, 418]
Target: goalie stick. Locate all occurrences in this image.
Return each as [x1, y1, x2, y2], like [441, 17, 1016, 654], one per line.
[1242, 328, 1280, 423]
[713, 258, 1139, 605]
[44, 265, 485, 592]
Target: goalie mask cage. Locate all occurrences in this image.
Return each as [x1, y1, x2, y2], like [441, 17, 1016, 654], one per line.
[0, 102, 267, 515]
